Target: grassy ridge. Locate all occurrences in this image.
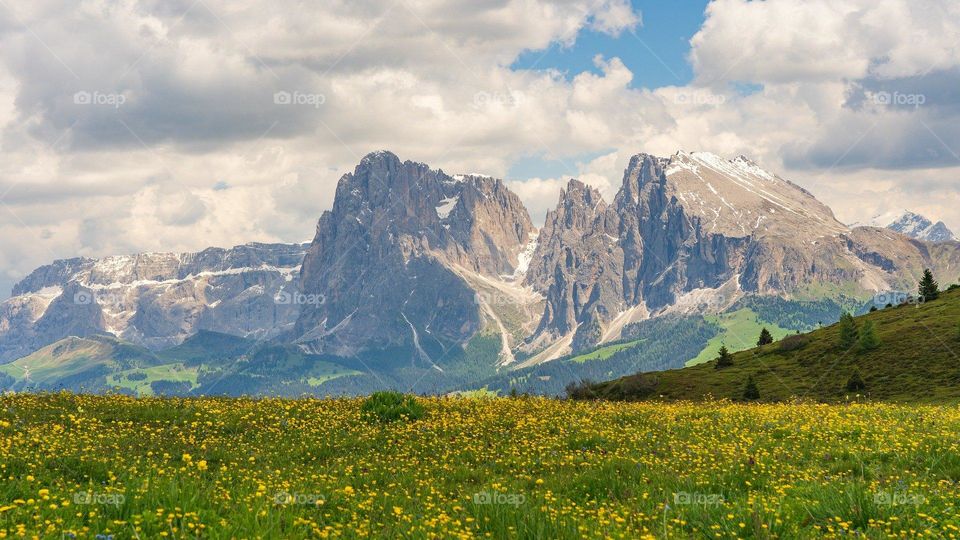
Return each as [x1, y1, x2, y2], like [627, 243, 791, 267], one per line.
[585, 288, 960, 403]
[686, 309, 794, 366]
[567, 339, 644, 364]
[2, 394, 960, 538]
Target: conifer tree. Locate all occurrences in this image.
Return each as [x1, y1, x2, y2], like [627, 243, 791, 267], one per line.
[845, 369, 866, 392]
[919, 269, 939, 301]
[743, 375, 760, 400]
[838, 312, 859, 349]
[757, 328, 774, 346]
[714, 345, 734, 369]
[859, 320, 880, 351]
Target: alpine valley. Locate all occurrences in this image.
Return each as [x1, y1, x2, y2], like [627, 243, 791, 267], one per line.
[2, 151, 959, 396]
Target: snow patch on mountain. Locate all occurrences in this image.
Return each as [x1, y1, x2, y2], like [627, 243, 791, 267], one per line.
[435, 196, 459, 219]
[510, 231, 540, 280]
[869, 210, 957, 242]
[661, 151, 847, 238]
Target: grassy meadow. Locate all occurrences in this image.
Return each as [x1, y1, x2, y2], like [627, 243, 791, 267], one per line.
[2, 393, 960, 538]
[585, 287, 960, 403]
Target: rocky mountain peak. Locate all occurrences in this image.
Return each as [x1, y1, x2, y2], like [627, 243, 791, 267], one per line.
[5, 148, 960, 379]
[522, 178, 626, 356]
[0, 242, 308, 362]
[295, 152, 535, 358]
[637, 150, 847, 238]
[878, 210, 957, 243]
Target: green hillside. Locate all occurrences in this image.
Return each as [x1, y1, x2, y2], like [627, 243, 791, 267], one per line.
[567, 339, 643, 363]
[0, 331, 362, 396]
[686, 308, 794, 366]
[578, 287, 960, 403]
[156, 330, 257, 366]
[0, 334, 162, 391]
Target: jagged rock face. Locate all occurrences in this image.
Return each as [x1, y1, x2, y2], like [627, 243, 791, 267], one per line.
[525, 180, 624, 350]
[5, 149, 960, 369]
[0, 243, 307, 361]
[882, 211, 957, 243]
[295, 151, 535, 358]
[525, 152, 960, 353]
[842, 226, 960, 291]
[615, 153, 752, 309]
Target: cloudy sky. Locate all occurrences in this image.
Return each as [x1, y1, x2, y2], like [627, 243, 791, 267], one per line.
[1, 0, 959, 298]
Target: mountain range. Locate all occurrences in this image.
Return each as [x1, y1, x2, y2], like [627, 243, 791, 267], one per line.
[2, 150, 958, 395]
[867, 210, 958, 243]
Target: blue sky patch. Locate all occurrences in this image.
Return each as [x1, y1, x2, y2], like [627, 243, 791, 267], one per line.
[510, 1, 709, 90]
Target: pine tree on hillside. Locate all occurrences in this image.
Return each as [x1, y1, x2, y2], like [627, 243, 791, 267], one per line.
[838, 313, 859, 350]
[714, 345, 734, 369]
[859, 320, 880, 351]
[919, 269, 940, 301]
[757, 328, 774, 346]
[845, 369, 866, 392]
[743, 375, 760, 401]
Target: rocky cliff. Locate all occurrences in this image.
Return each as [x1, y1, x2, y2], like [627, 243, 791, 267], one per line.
[293, 151, 536, 361]
[3, 149, 959, 370]
[524, 151, 960, 356]
[0, 243, 307, 361]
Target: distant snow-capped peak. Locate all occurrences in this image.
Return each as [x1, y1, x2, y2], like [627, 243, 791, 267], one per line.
[865, 210, 957, 242]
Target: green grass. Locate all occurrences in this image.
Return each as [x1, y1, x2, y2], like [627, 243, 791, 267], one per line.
[587, 287, 960, 403]
[303, 368, 362, 387]
[0, 335, 159, 384]
[105, 363, 200, 395]
[156, 330, 255, 366]
[792, 280, 873, 310]
[3, 394, 960, 538]
[687, 309, 793, 366]
[567, 339, 643, 364]
[448, 386, 500, 398]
